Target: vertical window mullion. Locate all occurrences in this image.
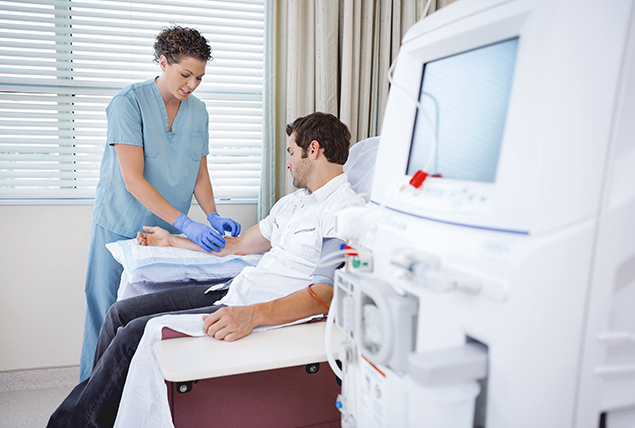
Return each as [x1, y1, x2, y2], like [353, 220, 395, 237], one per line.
[56, 0, 73, 191]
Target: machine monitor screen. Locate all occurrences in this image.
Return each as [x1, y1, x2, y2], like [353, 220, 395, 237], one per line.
[406, 38, 519, 182]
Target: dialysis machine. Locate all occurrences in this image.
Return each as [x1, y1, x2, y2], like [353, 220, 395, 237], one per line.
[329, 0, 635, 427]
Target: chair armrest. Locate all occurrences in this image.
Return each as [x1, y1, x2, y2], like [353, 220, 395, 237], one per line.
[153, 321, 345, 382]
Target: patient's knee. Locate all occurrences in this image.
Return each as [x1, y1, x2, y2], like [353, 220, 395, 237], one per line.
[102, 302, 126, 336]
[111, 316, 151, 355]
[98, 300, 138, 351]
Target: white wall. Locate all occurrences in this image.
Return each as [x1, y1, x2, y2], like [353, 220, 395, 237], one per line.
[0, 202, 258, 372]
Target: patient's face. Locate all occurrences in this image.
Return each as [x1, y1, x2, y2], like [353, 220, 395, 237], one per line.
[287, 134, 311, 189]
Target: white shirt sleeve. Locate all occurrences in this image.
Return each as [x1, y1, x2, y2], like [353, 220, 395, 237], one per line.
[258, 196, 284, 241]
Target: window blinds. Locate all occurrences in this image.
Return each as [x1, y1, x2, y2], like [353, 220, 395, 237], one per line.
[0, 0, 264, 199]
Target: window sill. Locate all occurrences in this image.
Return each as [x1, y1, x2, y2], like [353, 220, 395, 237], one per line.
[0, 198, 258, 206]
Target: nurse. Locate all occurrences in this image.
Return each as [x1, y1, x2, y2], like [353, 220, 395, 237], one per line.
[79, 25, 241, 382]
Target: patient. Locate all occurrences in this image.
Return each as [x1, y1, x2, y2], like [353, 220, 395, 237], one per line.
[47, 112, 362, 428]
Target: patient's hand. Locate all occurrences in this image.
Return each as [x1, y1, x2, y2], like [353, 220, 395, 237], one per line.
[202, 306, 256, 342]
[137, 226, 171, 247]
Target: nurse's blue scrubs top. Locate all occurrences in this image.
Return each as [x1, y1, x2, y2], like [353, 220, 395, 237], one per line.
[93, 78, 210, 238]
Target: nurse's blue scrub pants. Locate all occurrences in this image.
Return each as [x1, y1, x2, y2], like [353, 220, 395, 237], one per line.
[79, 223, 127, 382]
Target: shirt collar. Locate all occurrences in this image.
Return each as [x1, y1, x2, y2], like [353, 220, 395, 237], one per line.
[308, 172, 349, 202]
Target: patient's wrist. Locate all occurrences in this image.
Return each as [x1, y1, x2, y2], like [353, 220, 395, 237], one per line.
[251, 302, 270, 327]
[167, 234, 178, 248]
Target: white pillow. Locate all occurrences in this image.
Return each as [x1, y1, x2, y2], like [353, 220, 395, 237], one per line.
[343, 136, 379, 198]
[106, 239, 262, 300]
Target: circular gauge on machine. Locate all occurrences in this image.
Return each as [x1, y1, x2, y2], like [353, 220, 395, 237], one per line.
[357, 278, 418, 372]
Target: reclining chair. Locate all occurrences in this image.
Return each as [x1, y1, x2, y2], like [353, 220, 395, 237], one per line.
[153, 137, 379, 428]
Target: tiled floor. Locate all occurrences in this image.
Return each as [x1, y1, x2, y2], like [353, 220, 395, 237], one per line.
[0, 366, 78, 428]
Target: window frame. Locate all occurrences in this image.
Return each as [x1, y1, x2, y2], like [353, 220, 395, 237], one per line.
[0, 0, 265, 204]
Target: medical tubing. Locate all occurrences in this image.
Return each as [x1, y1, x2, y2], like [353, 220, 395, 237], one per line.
[318, 256, 349, 268]
[421, 92, 440, 172]
[307, 284, 330, 311]
[387, 50, 438, 173]
[319, 260, 348, 270]
[346, 193, 370, 208]
[317, 249, 357, 267]
[325, 293, 345, 380]
[422, 0, 433, 19]
[317, 249, 351, 266]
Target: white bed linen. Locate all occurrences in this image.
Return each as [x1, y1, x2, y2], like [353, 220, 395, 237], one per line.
[113, 314, 205, 428]
[106, 239, 262, 300]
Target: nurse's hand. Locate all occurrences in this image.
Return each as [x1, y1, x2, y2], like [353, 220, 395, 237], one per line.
[172, 213, 226, 252]
[207, 212, 241, 237]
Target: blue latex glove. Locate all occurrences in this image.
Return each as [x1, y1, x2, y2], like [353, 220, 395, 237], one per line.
[173, 213, 226, 252]
[207, 212, 241, 237]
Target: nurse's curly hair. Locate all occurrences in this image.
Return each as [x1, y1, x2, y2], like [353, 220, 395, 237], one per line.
[153, 25, 212, 64]
[286, 112, 351, 165]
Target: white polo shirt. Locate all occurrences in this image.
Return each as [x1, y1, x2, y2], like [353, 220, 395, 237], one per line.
[213, 173, 359, 307]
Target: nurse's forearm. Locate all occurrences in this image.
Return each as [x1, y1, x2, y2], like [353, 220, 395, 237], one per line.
[125, 177, 181, 224]
[193, 157, 217, 215]
[115, 144, 181, 224]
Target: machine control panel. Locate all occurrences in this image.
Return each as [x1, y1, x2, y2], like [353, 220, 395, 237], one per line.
[393, 177, 491, 214]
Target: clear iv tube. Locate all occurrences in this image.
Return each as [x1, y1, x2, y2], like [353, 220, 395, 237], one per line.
[421, 92, 440, 173]
[317, 249, 356, 268]
[422, 0, 433, 19]
[346, 193, 370, 208]
[387, 58, 439, 174]
[325, 292, 344, 379]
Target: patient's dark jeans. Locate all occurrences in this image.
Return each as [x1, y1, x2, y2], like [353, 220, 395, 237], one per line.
[47, 283, 228, 428]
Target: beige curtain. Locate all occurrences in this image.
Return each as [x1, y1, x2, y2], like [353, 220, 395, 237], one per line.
[262, 0, 452, 214]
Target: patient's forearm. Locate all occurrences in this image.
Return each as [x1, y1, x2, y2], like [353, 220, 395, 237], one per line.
[253, 283, 333, 326]
[167, 234, 202, 251]
[167, 233, 237, 257]
[168, 225, 269, 257]
[202, 284, 333, 342]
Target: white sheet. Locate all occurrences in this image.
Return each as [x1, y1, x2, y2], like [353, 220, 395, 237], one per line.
[113, 313, 322, 428]
[113, 314, 206, 428]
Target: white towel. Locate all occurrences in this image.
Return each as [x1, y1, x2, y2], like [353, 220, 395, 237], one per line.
[113, 313, 323, 428]
[113, 314, 206, 428]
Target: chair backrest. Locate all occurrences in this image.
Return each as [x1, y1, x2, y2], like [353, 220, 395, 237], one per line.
[343, 136, 380, 198]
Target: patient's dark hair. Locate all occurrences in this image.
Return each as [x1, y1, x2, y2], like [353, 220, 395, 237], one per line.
[286, 112, 351, 165]
[153, 25, 212, 64]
